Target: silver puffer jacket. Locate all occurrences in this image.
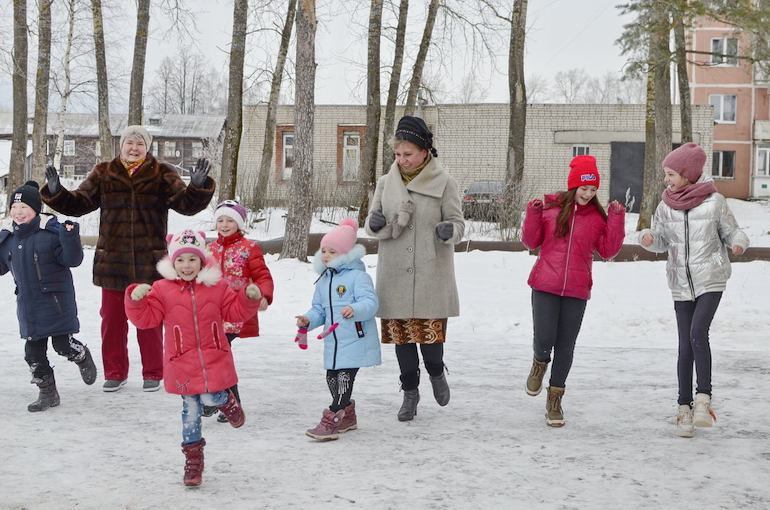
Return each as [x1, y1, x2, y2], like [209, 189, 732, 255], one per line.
[639, 181, 749, 301]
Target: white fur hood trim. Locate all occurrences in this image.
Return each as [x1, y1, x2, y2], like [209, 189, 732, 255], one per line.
[156, 256, 222, 286]
[313, 243, 367, 274]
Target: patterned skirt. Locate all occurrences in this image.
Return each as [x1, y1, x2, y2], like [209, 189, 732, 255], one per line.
[380, 318, 447, 345]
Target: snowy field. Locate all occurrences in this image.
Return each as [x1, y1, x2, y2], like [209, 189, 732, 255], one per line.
[1, 200, 770, 509]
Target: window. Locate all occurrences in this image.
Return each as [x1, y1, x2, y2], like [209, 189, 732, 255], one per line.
[63, 165, 75, 179]
[148, 118, 162, 126]
[281, 131, 294, 181]
[711, 37, 738, 66]
[709, 94, 736, 123]
[572, 145, 590, 157]
[164, 141, 176, 157]
[712, 151, 735, 179]
[192, 142, 203, 159]
[757, 147, 770, 176]
[341, 132, 361, 182]
[63, 140, 75, 156]
[152, 141, 158, 155]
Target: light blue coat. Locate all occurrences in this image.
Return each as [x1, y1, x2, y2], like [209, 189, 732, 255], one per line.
[303, 244, 381, 370]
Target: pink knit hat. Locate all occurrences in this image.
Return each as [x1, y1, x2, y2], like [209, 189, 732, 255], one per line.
[214, 200, 248, 230]
[567, 155, 600, 190]
[320, 218, 358, 254]
[662, 142, 707, 184]
[166, 229, 207, 261]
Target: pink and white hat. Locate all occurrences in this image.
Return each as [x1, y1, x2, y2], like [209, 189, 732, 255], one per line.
[214, 200, 248, 230]
[320, 218, 358, 254]
[166, 229, 207, 261]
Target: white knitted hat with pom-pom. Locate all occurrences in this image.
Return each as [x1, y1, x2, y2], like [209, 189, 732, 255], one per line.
[320, 218, 358, 254]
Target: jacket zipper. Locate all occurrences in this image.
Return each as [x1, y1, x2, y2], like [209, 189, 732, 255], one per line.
[190, 285, 209, 391]
[327, 269, 339, 370]
[34, 251, 43, 281]
[561, 204, 577, 295]
[683, 210, 696, 301]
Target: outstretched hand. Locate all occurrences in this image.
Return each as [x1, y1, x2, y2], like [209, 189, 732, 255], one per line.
[609, 200, 625, 214]
[130, 283, 152, 301]
[189, 158, 211, 188]
[45, 165, 61, 195]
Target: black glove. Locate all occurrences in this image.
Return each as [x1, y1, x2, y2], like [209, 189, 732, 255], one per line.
[369, 209, 386, 232]
[436, 222, 453, 240]
[46, 165, 61, 195]
[190, 158, 211, 188]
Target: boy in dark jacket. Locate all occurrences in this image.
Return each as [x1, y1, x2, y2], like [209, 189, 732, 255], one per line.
[0, 181, 97, 412]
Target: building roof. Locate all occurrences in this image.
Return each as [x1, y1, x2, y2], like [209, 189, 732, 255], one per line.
[0, 113, 225, 139]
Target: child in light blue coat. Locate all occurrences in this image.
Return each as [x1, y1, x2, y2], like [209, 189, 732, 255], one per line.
[295, 218, 380, 441]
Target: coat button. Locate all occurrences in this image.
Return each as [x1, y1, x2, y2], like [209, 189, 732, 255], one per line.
[407, 268, 413, 274]
[407, 246, 413, 252]
[408, 224, 414, 229]
[18, 245, 22, 249]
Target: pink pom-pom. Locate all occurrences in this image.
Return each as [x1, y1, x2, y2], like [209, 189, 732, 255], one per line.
[339, 218, 358, 229]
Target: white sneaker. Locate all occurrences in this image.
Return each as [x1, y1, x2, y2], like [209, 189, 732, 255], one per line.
[676, 404, 695, 438]
[693, 393, 716, 427]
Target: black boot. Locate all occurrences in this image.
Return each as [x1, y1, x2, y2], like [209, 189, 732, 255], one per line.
[429, 371, 450, 406]
[72, 346, 97, 385]
[28, 372, 60, 412]
[398, 389, 420, 421]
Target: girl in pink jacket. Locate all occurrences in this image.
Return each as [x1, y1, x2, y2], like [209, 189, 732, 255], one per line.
[521, 156, 625, 427]
[125, 228, 262, 487]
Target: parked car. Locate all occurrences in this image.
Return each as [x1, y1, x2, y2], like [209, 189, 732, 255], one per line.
[462, 180, 504, 221]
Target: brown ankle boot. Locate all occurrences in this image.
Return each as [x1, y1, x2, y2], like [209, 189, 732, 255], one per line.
[218, 389, 245, 428]
[181, 438, 206, 486]
[545, 386, 565, 427]
[525, 358, 549, 396]
[337, 401, 357, 433]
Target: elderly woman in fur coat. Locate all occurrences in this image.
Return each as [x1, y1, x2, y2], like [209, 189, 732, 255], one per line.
[41, 125, 216, 394]
[365, 116, 465, 422]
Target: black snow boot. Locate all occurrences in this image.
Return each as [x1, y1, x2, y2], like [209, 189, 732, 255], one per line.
[28, 372, 60, 412]
[72, 346, 97, 385]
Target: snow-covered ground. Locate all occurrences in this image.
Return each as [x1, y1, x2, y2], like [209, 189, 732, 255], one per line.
[2, 200, 770, 509]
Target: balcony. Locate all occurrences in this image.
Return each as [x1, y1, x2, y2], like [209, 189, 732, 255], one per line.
[755, 120, 770, 140]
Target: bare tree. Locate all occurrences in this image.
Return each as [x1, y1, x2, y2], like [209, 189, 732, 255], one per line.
[456, 72, 489, 103]
[219, 0, 249, 200]
[31, 0, 54, 184]
[281, 0, 316, 261]
[525, 73, 549, 103]
[673, 14, 692, 142]
[92, 0, 112, 161]
[358, 0, 383, 226]
[381, 0, 409, 175]
[583, 71, 622, 104]
[252, 0, 297, 212]
[9, 0, 28, 199]
[53, 0, 79, 170]
[128, 0, 150, 125]
[552, 68, 589, 103]
[403, 0, 439, 116]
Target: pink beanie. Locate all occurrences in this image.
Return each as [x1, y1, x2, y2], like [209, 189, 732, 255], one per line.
[320, 218, 358, 254]
[662, 142, 707, 184]
[166, 229, 207, 261]
[214, 200, 248, 230]
[567, 155, 600, 190]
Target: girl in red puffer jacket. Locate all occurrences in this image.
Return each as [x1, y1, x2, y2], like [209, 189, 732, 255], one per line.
[521, 155, 625, 427]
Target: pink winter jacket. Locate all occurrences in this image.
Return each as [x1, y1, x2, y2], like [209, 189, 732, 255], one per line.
[124, 257, 261, 395]
[522, 195, 625, 300]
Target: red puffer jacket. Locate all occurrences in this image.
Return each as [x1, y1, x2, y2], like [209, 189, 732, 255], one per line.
[124, 257, 261, 395]
[522, 195, 625, 300]
[208, 232, 274, 337]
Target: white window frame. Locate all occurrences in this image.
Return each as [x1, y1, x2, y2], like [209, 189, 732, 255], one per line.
[63, 165, 75, 179]
[192, 142, 203, 159]
[712, 150, 735, 179]
[709, 94, 737, 123]
[341, 131, 361, 182]
[572, 145, 590, 158]
[281, 131, 294, 181]
[164, 141, 176, 157]
[152, 141, 158, 155]
[711, 37, 738, 67]
[63, 140, 75, 156]
[757, 147, 770, 176]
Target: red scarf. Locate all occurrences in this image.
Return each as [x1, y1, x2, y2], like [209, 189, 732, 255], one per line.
[121, 158, 145, 176]
[661, 182, 718, 210]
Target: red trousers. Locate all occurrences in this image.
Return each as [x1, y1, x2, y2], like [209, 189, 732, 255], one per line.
[101, 288, 163, 381]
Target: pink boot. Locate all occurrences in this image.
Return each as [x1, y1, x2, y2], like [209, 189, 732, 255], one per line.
[337, 400, 357, 433]
[181, 438, 205, 486]
[218, 389, 245, 428]
[305, 409, 345, 441]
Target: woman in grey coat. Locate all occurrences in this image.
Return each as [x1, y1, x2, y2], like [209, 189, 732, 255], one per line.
[365, 116, 465, 421]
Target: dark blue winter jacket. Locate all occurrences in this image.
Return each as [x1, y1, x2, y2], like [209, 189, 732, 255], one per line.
[0, 214, 83, 340]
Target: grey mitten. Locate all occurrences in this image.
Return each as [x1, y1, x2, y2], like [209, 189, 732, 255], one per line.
[369, 209, 386, 232]
[190, 158, 211, 188]
[436, 222, 454, 240]
[245, 284, 262, 300]
[130, 283, 152, 301]
[46, 165, 61, 195]
[391, 201, 415, 239]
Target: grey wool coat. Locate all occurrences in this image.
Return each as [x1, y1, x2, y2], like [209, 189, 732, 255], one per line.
[365, 157, 465, 319]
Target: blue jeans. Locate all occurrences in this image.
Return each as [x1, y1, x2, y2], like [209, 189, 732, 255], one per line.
[181, 391, 228, 445]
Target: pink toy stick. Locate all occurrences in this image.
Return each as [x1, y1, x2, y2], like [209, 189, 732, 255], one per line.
[317, 322, 339, 339]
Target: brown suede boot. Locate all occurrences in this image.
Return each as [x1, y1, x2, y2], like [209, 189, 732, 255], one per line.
[525, 358, 549, 396]
[218, 389, 245, 428]
[545, 386, 565, 427]
[181, 438, 206, 486]
[337, 401, 357, 433]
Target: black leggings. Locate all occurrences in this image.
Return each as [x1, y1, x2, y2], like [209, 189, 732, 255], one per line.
[531, 290, 587, 388]
[395, 343, 445, 391]
[675, 292, 722, 405]
[326, 368, 359, 412]
[25, 335, 85, 379]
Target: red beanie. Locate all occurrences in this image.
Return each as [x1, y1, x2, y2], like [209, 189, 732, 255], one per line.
[662, 142, 707, 184]
[567, 155, 600, 190]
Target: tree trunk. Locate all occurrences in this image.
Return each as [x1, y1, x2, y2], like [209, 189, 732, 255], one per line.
[219, 0, 248, 200]
[9, 0, 28, 201]
[501, 0, 527, 238]
[638, 48, 660, 231]
[55, 0, 77, 171]
[128, 0, 150, 126]
[358, 0, 383, 227]
[653, 13, 673, 207]
[403, 0, 439, 116]
[32, 0, 53, 184]
[381, 0, 409, 176]
[674, 18, 692, 143]
[281, 0, 316, 261]
[252, 0, 297, 212]
[92, 0, 113, 161]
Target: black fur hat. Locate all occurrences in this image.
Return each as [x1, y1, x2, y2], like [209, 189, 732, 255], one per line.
[394, 116, 438, 157]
